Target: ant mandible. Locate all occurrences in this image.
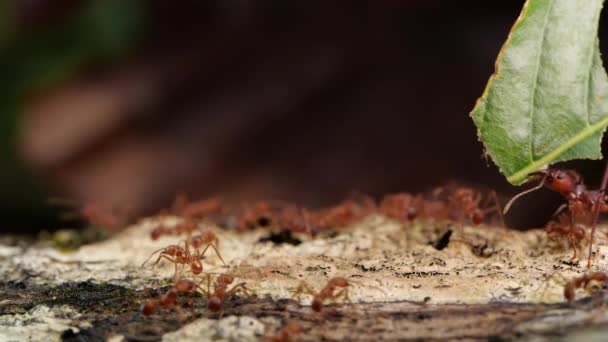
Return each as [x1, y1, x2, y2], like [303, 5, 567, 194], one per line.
[504, 164, 608, 268]
[563, 272, 608, 302]
[294, 277, 350, 312]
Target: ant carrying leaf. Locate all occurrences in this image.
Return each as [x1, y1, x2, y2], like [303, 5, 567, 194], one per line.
[503, 164, 608, 268]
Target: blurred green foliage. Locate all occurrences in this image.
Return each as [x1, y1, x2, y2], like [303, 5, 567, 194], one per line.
[0, 0, 145, 230]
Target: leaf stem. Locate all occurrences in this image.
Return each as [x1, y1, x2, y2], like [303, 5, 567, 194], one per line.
[507, 116, 608, 184]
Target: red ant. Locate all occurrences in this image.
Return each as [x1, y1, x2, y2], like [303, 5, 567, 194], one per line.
[149, 195, 222, 240]
[546, 213, 585, 260]
[150, 225, 176, 240]
[265, 322, 301, 342]
[437, 187, 504, 226]
[191, 231, 226, 265]
[179, 197, 222, 219]
[294, 277, 350, 312]
[141, 278, 206, 316]
[48, 198, 127, 231]
[313, 195, 376, 230]
[206, 274, 254, 316]
[157, 193, 222, 219]
[277, 206, 319, 236]
[380, 193, 422, 222]
[149, 218, 199, 240]
[563, 272, 608, 302]
[142, 243, 204, 277]
[504, 165, 608, 268]
[237, 201, 275, 231]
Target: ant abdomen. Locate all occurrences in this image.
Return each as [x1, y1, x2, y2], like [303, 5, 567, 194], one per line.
[208, 297, 222, 312]
[470, 209, 483, 225]
[190, 260, 203, 275]
[141, 299, 157, 316]
[312, 298, 323, 312]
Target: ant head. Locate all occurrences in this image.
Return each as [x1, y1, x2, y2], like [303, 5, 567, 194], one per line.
[191, 235, 203, 249]
[150, 227, 165, 240]
[159, 290, 176, 305]
[175, 279, 194, 292]
[164, 245, 179, 255]
[531, 169, 579, 195]
[332, 277, 349, 287]
[218, 274, 234, 284]
[504, 168, 579, 215]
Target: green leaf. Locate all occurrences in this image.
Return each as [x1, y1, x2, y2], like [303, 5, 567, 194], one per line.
[471, 0, 608, 184]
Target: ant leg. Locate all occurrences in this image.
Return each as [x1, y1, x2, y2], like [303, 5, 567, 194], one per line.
[484, 191, 505, 227]
[568, 213, 578, 261]
[141, 247, 172, 267]
[226, 283, 254, 298]
[173, 302, 186, 321]
[197, 274, 212, 298]
[333, 288, 350, 304]
[551, 204, 569, 219]
[175, 262, 188, 283]
[292, 283, 315, 301]
[200, 244, 226, 265]
[568, 234, 577, 261]
[207, 274, 213, 296]
[569, 233, 579, 261]
[186, 286, 203, 315]
[588, 162, 608, 268]
[503, 175, 548, 214]
[324, 288, 350, 308]
[155, 255, 178, 266]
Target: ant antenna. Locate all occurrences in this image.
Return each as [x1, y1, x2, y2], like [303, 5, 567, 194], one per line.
[550, 203, 568, 219]
[503, 173, 547, 214]
[141, 246, 171, 267]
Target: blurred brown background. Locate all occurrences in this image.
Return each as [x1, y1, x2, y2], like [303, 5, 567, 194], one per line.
[3, 0, 608, 232]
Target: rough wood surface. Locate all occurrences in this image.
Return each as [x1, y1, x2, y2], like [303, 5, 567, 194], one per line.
[2, 216, 608, 341]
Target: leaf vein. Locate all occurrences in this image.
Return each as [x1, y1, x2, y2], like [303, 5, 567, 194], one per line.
[584, 1, 603, 127]
[528, 1, 554, 162]
[584, 46, 595, 127]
